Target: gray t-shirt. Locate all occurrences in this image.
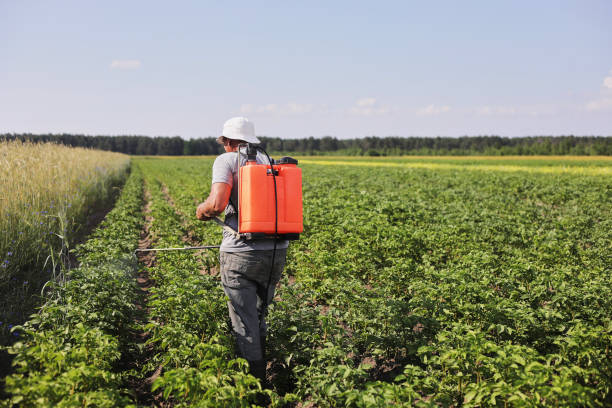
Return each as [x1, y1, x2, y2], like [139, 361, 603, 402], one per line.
[211, 151, 290, 252]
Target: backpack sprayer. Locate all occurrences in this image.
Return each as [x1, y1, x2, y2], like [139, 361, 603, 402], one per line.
[236, 143, 303, 239]
[135, 143, 303, 254]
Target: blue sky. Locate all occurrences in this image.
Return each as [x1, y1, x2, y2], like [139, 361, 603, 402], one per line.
[1, 1, 611, 139]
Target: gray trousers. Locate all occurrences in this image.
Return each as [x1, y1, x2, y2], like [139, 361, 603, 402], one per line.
[219, 249, 287, 361]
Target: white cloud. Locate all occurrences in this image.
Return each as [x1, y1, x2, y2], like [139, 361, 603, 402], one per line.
[110, 60, 142, 70]
[242, 98, 393, 117]
[240, 102, 314, 115]
[356, 97, 377, 108]
[349, 97, 394, 116]
[581, 69, 612, 111]
[287, 103, 314, 114]
[240, 103, 278, 114]
[240, 104, 255, 113]
[416, 104, 451, 116]
[475, 106, 516, 116]
[585, 98, 612, 111]
[260, 104, 278, 113]
[473, 104, 556, 116]
[524, 104, 557, 116]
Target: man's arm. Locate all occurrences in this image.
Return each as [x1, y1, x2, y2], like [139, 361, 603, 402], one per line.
[196, 182, 232, 221]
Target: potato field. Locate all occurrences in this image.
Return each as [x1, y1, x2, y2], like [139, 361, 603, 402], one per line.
[2, 155, 611, 407]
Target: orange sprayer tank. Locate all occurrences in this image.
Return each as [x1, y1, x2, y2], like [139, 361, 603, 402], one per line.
[238, 157, 303, 235]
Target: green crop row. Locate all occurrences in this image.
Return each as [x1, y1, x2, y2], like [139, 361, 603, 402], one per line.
[134, 158, 429, 405]
[1, 166, 144, 407]
[134, 157, 611, 407]
[137, 162, 291, 407]
[277, 163, 611, 407]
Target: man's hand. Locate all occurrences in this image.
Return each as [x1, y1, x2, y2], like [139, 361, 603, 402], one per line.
[196, 202, 212, 221]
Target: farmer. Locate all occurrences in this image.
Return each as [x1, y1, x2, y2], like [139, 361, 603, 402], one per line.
[195, 117, 288, 383]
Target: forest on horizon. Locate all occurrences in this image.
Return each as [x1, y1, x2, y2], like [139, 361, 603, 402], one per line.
[2, 133, 611, 156]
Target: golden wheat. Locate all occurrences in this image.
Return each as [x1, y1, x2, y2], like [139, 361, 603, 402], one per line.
[0, 140, 130, 341]
[0, 140, 129, 242]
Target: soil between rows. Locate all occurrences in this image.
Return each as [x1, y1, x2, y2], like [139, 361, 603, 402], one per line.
[118, 186, 166, 406]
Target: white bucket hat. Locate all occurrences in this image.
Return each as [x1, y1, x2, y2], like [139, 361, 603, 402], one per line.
[221, 117, 260, 144]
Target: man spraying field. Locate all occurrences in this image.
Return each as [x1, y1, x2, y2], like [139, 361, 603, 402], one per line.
[196, 117, 299, 384]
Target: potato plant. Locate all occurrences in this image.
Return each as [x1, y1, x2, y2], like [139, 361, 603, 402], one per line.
[2, 167, 144, 407]
[135, 157, 610, 407]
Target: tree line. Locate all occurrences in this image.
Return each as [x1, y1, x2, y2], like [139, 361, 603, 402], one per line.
[2, 133, 610, 156]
